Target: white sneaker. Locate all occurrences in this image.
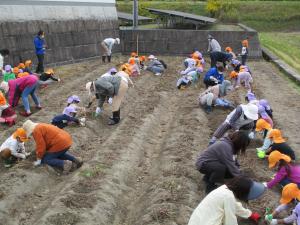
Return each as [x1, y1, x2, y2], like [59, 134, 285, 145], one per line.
[155, 73, 161, 76]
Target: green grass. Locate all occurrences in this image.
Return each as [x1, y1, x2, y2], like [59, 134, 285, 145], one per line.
[259, 32, 300, 74]
[117, 1, 300, 32]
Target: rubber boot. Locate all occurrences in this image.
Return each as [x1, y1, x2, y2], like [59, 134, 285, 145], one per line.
[107, 55, 111, 63]
[70, 157, 83, 172]
[108, 109, 120, 125]
[102, 56, 106, 63]
[204, 105, 212, 114]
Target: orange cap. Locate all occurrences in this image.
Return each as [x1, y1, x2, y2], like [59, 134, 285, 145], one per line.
[225, 47, 232, 52]
[13, 67, 20, 74]
[46, 69, 54, 75]
[139, 56, 146, 62]
[18, 63, 25, 69]
[192, 53, 199, 60]
[268, 150, 291, 168]
[280, 183, 300, 204]
[0, 91, 7, 106]
[131, 52, 137, 57]
[13, 128, 29, 142]
[120, 63, 132, 75]
[128, 58, 135, 65]
[17, 73, 29, 78]
[229, 71, 238, 78]
[255, 119, 272, 131]
[268, 129, 285, 143]
[25, 60, 32, 67]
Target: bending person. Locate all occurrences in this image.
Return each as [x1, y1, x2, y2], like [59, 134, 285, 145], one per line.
[22, 120, 83, 174]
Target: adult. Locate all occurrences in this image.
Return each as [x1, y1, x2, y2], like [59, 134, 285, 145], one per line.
[210, 103, 258, 144]
[199, 80, 233, 113]
[203, 64, 224, 88]
[146, 55, 165, 76]
[0, 49, 10, 75]
[86, 72, 128, 125]
[101, 37, 120, 63]
[196, 131, 250, 193]
[207, 34, 221, 53]
[22, 120, 83, 173]
[188, 176, 264, 225]
[34, 30, 46, 73]
[210, 51, 233, 68]
[0, 75, 41, 117]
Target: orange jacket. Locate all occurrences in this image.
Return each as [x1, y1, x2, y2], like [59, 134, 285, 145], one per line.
[0, 92, 7, 106]
[32, 123, 72, 159]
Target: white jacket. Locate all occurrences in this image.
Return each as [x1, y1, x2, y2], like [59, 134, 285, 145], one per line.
[188, 185, 251, 225]
[0, 135, 26, 159]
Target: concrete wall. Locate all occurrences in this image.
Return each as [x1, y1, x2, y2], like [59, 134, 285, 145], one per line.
[120, 29, 262, 58]
[0, 0, 119, 66]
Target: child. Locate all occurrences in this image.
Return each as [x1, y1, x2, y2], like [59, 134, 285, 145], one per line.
[265, 183, 300, 225]
[240, 38, 249, 65]
[3, 65, 15, 82]
[146, 55, 165, 76]
[266, 129, 295, 160]
[230, 71, 253, 90]
[255, 119, 273, 157]
[266, 151, 300, 189]
[259, 99, 273, 119]
[225, 46, 237, 59]
[139, 55, 146, 69]
[258, 105, 273, 127]
[38, 69, 60, 87]
[0, 86, 16, 126]
[12, 67, 20, 78]
[67, 95, 86, 117]
[51, 106, 83, 129]
[0, 128, 30, 167]
[128, 53, 140, 77]
[24, 60, 33, 74]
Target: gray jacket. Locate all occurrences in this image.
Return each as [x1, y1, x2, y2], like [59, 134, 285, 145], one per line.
[94, 76, 121, 108]
[196, 136, 241, 177]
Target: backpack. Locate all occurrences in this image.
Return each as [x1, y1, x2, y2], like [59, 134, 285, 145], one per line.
[159, 60, 167, 69]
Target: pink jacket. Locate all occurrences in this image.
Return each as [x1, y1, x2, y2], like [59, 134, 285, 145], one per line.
[8, 75, 38, 107]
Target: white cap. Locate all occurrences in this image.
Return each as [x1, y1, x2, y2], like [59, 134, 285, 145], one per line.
[0, 81, 9, 94]
[148, 55, 155, 60]
[241, 103, 258, 120]
[115, 38, 120, 44]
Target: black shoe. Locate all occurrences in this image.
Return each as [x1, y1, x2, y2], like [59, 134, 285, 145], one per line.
[102, 56, 106, 63]
[108, 110, 120, 125]
[107, 56, 111, 63]
[204, 105, 212, 114]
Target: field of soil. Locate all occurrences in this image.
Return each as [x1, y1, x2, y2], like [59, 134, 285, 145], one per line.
[0, 56, 299, 225]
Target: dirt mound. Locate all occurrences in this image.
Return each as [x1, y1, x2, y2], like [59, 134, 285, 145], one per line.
[0, 57, 299, 225]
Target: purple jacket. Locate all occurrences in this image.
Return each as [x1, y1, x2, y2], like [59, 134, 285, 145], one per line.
[267, 165, 300, 188]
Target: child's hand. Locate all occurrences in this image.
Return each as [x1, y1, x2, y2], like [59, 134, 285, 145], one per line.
[58, 78, 61, 82]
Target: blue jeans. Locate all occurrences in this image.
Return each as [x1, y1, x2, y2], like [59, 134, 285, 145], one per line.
[22, 84, 40, 112]
[42, 149, 76, 169]
[148, 66, 164, 74]
[280, 178, 300, 188]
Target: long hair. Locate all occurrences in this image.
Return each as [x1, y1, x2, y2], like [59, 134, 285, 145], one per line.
[226, 176, 252, 201]
[229, 131, 250, 155]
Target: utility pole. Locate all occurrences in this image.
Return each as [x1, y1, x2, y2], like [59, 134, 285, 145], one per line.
[133, 0, 138, 29]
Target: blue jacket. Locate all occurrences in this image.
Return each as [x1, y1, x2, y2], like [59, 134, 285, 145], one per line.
[34, 36, 45, 55]
[51, 114, 79, 129]
[203, 67, 224, 83]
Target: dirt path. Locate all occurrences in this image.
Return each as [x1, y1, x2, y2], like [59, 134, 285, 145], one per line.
[0, 57, 299, 225]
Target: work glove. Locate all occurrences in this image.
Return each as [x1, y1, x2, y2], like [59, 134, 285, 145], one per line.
[270, 219, 278, 225]
[249, 212, 261, 223]
[95, 107, 102, 116]
[248, 131, 255, 139]
[265, 214, 273, 222]
[58, 78, 61, 82]
[19, 154, 26, 159]
[79, 117, 86, 126]
[33, 159, 42, 166]
[108, 97, 113, 105]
